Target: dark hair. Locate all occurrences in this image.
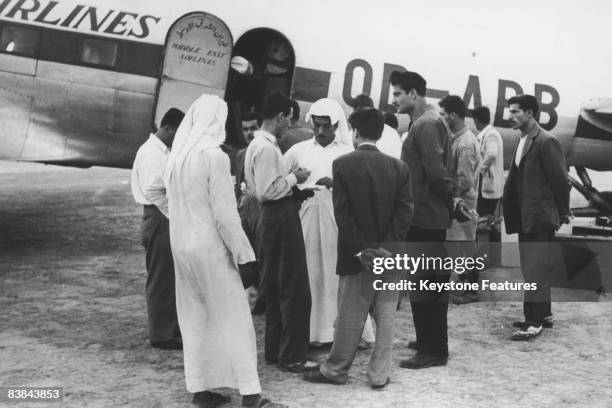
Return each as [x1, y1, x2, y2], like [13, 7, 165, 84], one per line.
[383, 111, 398, 129]
[389, 70, 426, 96]
[351, 94, 374, 110]
[291, 99, 300, 122]
[241, 111, 262, 126]
[472, 106, 490, 125]
[508, 94, 539, 117]
[261, 92, 292, 120]
[160, 108, 185, 128]
[439, 95, 467, 119]
[348, 107, 384, 141]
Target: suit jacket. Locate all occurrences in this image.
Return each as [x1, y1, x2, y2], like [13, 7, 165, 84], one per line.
[234, 147, 247, 199]
[333, 144, 413, 275]
[502, 119, 570, 234]
[477, 124, 504, 199]
[401, 108, 454, 230]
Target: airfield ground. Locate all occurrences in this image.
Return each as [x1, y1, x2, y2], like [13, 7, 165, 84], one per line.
[1, 162, 611, 407]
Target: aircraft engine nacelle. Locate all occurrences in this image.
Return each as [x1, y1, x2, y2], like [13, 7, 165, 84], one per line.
[569, 98, 612, 172]
[569, 99, 612, 217]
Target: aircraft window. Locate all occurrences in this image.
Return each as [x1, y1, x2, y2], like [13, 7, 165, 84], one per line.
[0, 25, 39, 56]
[39, 29, 78, 65]
[80, 38, 118, 67]
[121, 42, 161, 77]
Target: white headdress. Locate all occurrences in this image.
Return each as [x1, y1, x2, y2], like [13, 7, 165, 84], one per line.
[305, 98, 352, 145]
[163, 94, 227, 186]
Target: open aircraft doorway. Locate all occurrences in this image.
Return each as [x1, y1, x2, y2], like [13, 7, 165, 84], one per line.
[225, 28, 295, 147]
[153, 12, 233, 129]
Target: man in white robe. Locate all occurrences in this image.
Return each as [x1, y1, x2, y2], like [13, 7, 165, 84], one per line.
[164, 95, 283, 408]
[285, 98, 375, 347]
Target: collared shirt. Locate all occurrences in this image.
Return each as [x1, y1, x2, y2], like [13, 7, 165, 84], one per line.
[409, 102, 430, 124]
[131, 133, 170, 217]
[515, 136, 528, 167]
[285, 137, 353, 187]
[477, 124, 496, 172]
[514, 119, 539, 167]
[476, 124, 491, 145]
[244, 129, 297, 202]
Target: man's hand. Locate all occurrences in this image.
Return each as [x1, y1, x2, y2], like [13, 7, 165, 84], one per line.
[238, 262, 258, 289]
[315, 177, 333, 189]
[357, 249, 376, 271]
[357, 248, 390, 272]
[453, 197, 463, 210]
[292, 167, 311, 184]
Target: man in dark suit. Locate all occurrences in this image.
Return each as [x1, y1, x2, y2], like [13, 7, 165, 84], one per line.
[503, 94, 571, 341]
[303, 107, 413, 389]
[390, 70, 454, 369]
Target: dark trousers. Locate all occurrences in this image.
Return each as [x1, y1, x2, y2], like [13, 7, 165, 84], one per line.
[406, 226, 450, 358]
[477, 174, 500, 217]
[518, 230, 554, 326]
[238, 194, 265, 306]
[259, 198, 311, 365]
[477, 197, 499, 218]
[141, 205, 180, 342]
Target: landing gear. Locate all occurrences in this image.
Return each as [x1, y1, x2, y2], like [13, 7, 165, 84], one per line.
[569, 166, 612, 217]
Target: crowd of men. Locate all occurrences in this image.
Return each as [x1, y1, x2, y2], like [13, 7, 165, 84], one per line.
[130, 70, 570, 407]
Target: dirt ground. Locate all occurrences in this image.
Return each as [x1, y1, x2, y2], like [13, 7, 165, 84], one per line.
[1, 162, 611, 408]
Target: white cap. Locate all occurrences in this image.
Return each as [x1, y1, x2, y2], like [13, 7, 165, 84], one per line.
[230, 56, 253, 75]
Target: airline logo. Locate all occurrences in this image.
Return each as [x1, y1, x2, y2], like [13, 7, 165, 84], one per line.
[0, 0, 161, 40]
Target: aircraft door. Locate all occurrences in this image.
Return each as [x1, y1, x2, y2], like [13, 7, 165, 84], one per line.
[154, 13, 233, 126]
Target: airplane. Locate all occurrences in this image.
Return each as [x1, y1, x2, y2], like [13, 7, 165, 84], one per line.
[1, 0, 611, 218]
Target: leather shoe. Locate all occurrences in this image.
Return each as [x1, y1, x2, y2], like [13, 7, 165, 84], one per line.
[151, 338, 182, 350]
[371, 377, 390, 390]
[192, 391, 230, 408]
[303, 370, 344, 385]
[513, 319, 553, 329]
[399, 353, 447, 369]
[511, 325, 542, 341]
[279, 360, 320, 374]
[242, 395, 287, 407]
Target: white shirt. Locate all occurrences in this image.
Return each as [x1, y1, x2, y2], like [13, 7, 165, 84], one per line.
[131, 133, 170, 217]
[376, 124, 402, 159]
[285, 138, 353, 187]
[514, 134, 528, 168]
[476, 124, 490, 144]
[244, 130, 297, 202]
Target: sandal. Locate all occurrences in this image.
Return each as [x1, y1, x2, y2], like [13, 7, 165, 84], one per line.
[192, 391, 230, 408]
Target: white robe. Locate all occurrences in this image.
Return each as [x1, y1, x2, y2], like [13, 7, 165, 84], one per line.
[286, 139, 375, 343]
[376, 125, 403, 159]
[167, 144, 261, 395]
